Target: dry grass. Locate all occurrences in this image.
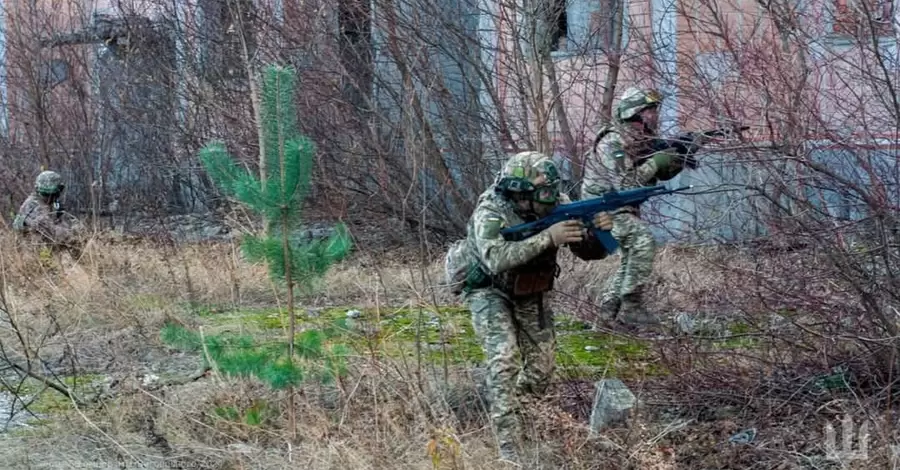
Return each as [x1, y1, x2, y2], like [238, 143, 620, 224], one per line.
[0, 229, 897, 469]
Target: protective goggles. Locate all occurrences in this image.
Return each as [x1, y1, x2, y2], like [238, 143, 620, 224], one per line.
[532, 184, 560, 204]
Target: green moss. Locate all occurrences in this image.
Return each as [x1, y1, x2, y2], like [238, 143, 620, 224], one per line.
[319, 306, 483, 365]
[423, 341, 486, 364]
[199, 306, 287, 330]
[703, 321, 761, 349]
[194, 305, 679, 376]
[555, 331, 667, 379]
[728, 322, 751, 335]
[258, 314, 287, 330]
[6, 419, 55, 438]
[316, 305, 470, 323]
[127, 294, 172, 311]
[553, 316, 593, 332]
[1, 374, 106, 414]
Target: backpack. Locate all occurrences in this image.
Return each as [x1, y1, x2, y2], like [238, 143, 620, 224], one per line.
[591, 125, 615, 155]
[580, 125, 618, 199]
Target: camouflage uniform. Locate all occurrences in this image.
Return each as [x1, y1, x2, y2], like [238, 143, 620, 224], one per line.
[582, 87, 693, 326]
[13, 171, 83, 250]
[448, 151, 613, 463]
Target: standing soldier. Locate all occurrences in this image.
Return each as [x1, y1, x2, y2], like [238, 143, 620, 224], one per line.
[582, 87, 698, 329]
[12, 170, 84, 252]
[445, 151, 615, 464]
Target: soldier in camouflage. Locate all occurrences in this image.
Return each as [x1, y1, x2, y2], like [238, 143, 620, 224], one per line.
[450, 151, 615, 464]
[582, 87, 697, 329]
[13, 170, 83, 250]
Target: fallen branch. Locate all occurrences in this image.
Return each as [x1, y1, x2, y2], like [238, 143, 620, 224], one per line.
[96, 366, 213, 402]
[8, 362, 212, 410]
[10, 362, 85, 407]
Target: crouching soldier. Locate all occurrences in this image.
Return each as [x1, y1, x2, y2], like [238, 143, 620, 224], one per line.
[13, 170, 85, 256]
[444, 151, 614, 465]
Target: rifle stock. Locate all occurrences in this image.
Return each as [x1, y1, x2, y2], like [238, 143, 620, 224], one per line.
[500, 184, 691, 254]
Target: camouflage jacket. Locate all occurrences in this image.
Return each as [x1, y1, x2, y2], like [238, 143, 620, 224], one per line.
[461, 187, 609, 296]
[12, 194, 80, 246]
[582, 125, 679, 200]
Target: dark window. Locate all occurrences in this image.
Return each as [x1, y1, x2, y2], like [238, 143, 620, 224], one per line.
[40, 59, 69, 90]
[550, 0, 568, 51]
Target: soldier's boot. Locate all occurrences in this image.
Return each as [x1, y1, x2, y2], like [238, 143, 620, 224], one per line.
[598, 296, 621, 321]
[588, 296, 621, 330]
[497, 436, 523, 466]
[498, 442, 520, 464]
[617, 293, 661, 331]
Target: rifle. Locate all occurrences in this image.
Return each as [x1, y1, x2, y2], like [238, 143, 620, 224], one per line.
[638, 124, 749, 169]
[658, 124, 749, 154]
[680, 125, 750, 142]
[500, 184, 691, 254]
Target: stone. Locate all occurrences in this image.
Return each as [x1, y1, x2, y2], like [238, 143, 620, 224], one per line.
[728, 428, 756, 444]
[346, 309, 362, 319]
[201, 224, 223, 238]
[141, 373, 160, 387]
[674, 312, 695, 335]
[589, 378, 636, 435]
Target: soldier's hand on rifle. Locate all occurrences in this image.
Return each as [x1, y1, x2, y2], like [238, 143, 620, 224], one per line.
[547, 220, 584, 246]
[592, 212, 614, 231]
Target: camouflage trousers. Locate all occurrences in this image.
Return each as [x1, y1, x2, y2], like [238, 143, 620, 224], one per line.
[465, 287, 556, 460]
[600, 212, 656, 314]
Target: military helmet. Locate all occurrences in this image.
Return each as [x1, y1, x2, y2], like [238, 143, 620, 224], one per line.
[616, 87, 663, 122]
[35, 170, 64, 195]
[495, 151, 561, 204]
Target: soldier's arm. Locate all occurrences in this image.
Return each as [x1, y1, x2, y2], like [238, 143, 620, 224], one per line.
[12, 214, 25, 232]
[602, 139, 682, 186]
[471, 207, 554, 275]
[12, 198, 36, 232]
[28, 210, 74, 244]
[634, 146, 688, 182]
